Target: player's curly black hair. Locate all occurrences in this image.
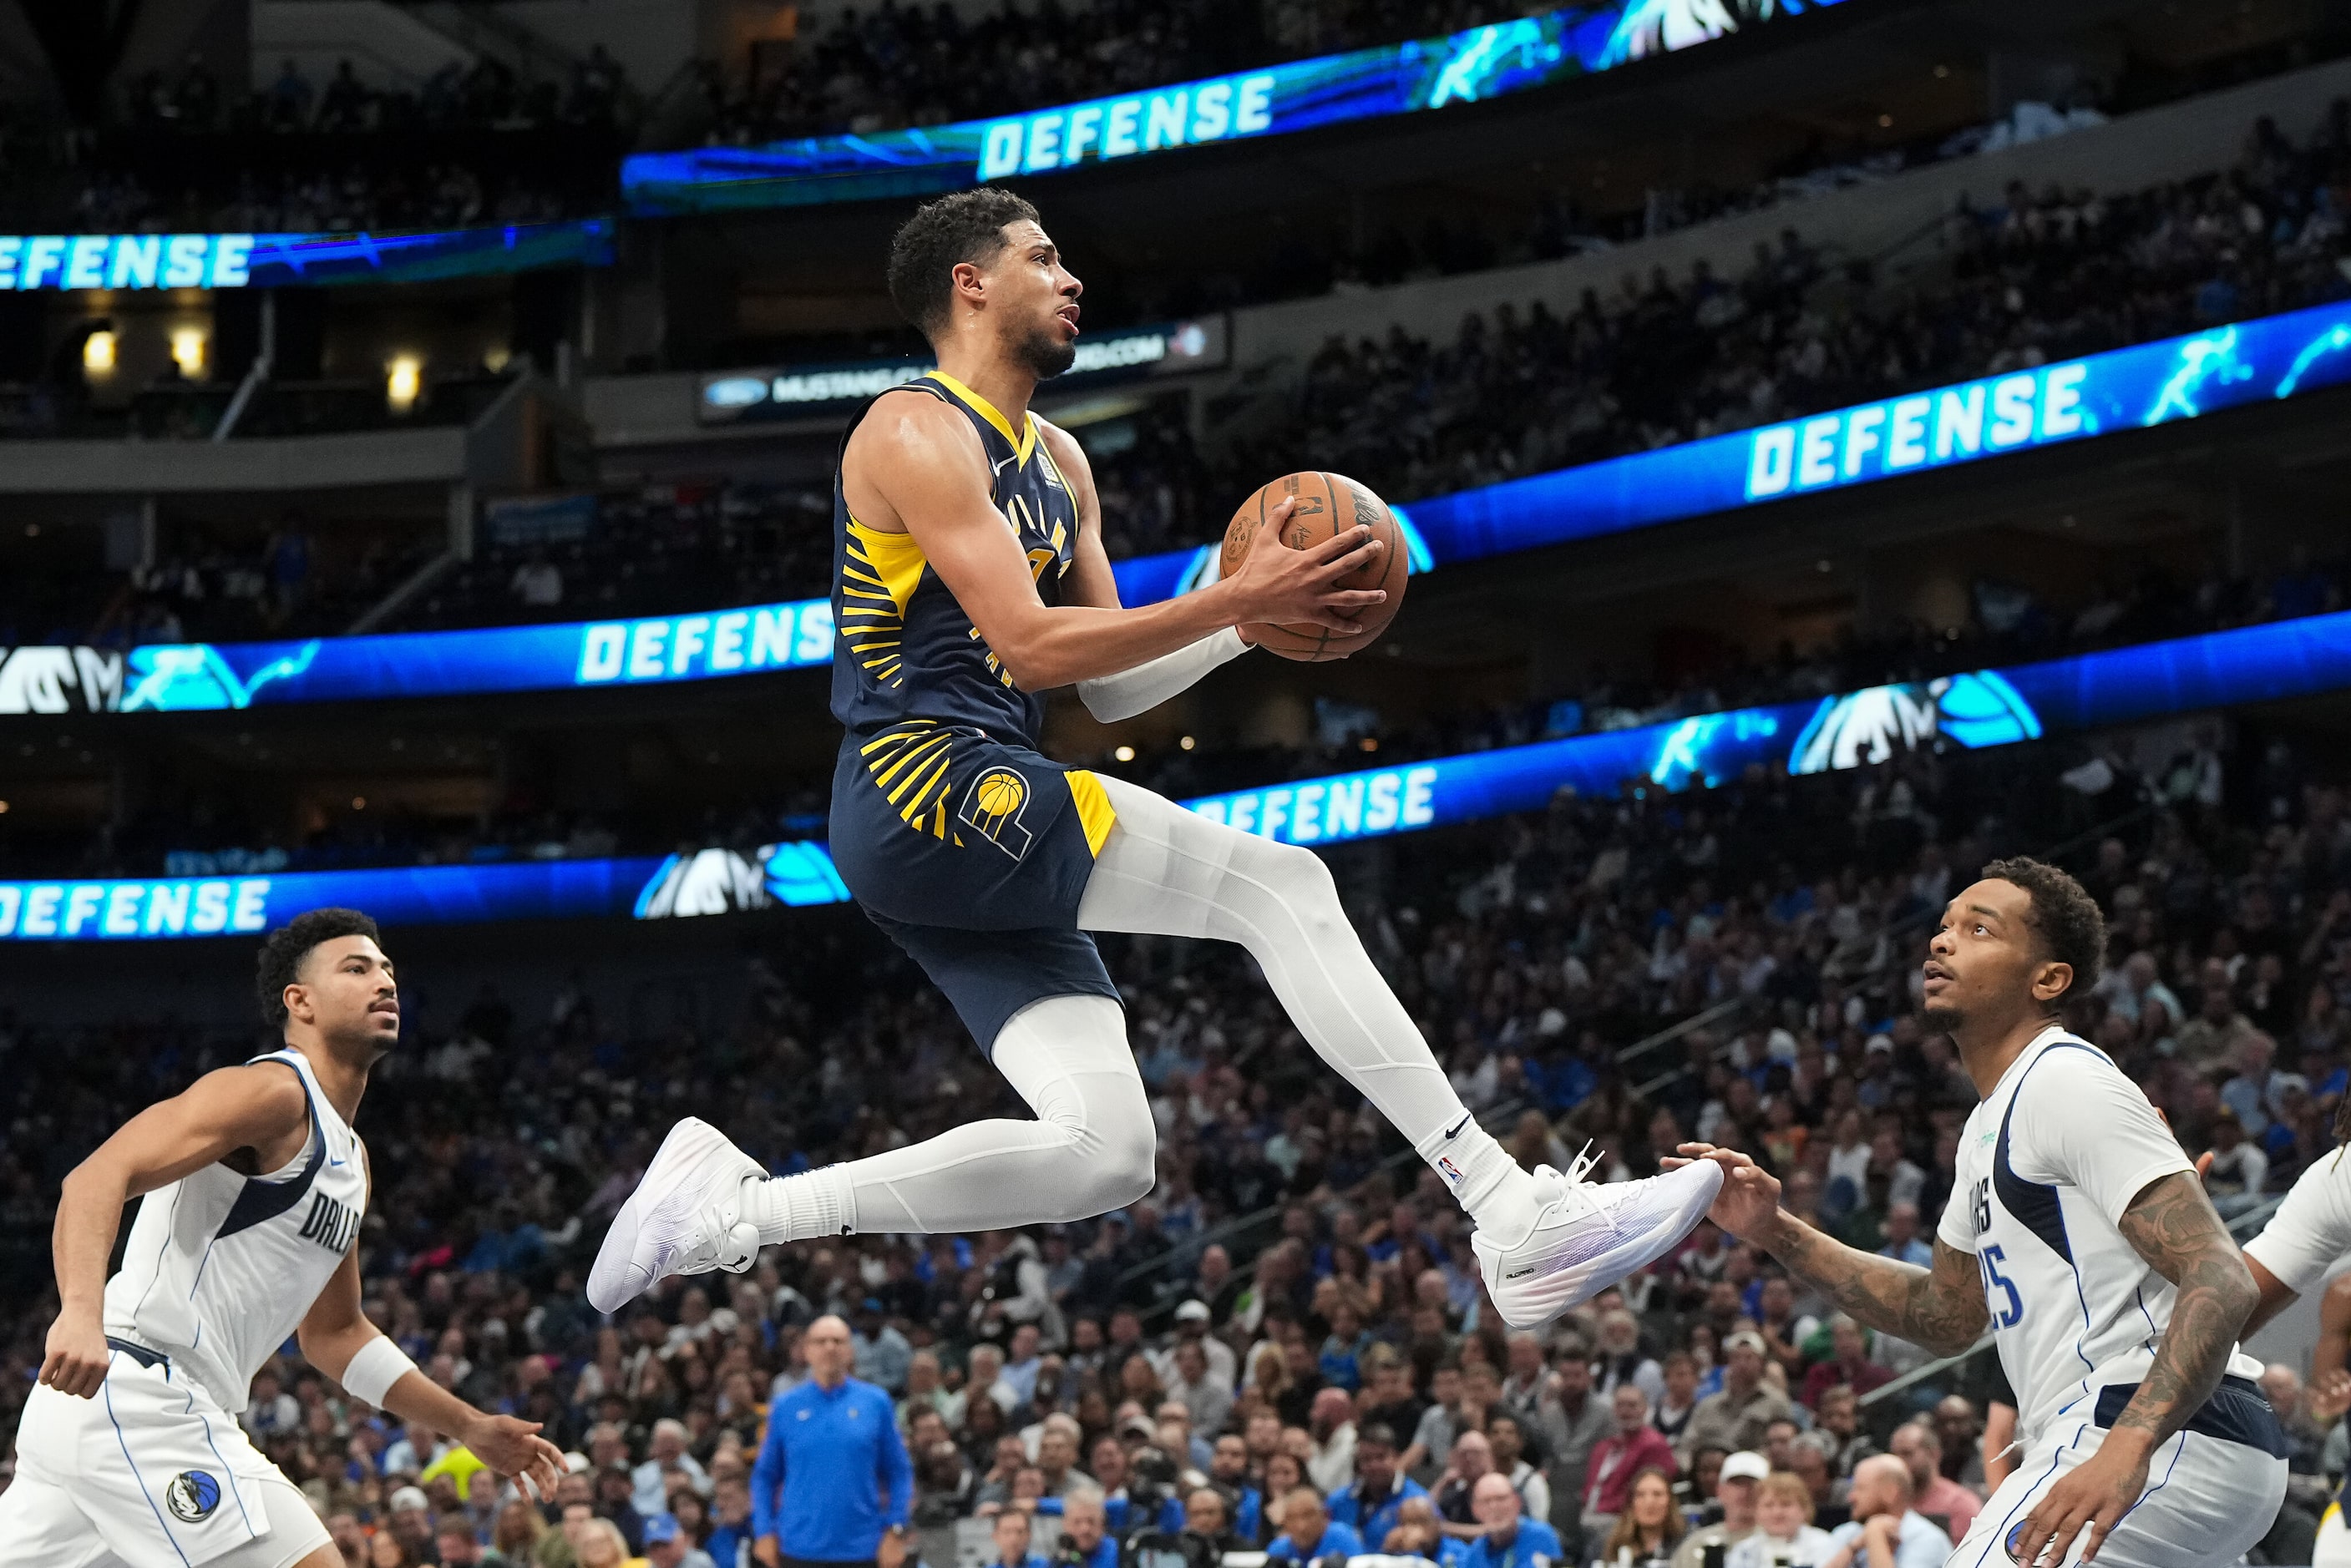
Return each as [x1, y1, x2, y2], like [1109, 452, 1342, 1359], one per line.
[1981, 856, 2105, 1009]
[256, 907, 382, 1027]
[886, 187, 1041, 340]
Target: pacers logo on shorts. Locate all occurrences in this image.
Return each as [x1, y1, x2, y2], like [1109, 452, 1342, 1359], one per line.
[165, 1469, 221, 1523]
[960, 769, 1036, 860]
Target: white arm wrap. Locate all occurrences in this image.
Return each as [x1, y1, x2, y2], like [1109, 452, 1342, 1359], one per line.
[340, 1334, 419, 1408]
[1077, 626, 1248, 723]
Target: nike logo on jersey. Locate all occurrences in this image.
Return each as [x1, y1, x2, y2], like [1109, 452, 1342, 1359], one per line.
[297, 1190, 360, 1255]
[993, 454, 1016, 475]
[1442, 1115, 1471, 1141]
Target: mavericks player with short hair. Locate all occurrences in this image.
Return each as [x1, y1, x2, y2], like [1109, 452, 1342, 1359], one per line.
[589, 187, 1723, 1333]
[1672, 858, 2285, 1568]
[3, 908, 561, 1568]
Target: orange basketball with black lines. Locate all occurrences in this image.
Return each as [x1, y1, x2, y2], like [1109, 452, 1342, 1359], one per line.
[1218, 471, 1408, 662]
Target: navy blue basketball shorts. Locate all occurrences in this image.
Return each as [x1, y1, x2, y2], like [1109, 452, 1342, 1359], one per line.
[829, 724, 1122, 1053]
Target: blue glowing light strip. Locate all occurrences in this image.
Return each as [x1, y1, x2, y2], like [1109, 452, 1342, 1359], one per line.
[0, 221, 614, 291]
[1181, 609, 2351, 846]
[1112, 296, 2351, 604]
[13, 611, 2351, 938]
[9, 301, 2345, 720]
[621, 0, 1843, 215]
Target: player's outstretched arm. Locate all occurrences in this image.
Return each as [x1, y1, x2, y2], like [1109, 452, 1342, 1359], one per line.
[1041, 417, 1254, 721]
[844, 394, 1386, 691]
[2014, 1171, 2258, 1567]
[41, 1063, 312, 1399]
[298, 1240, 564, 1499]
[1668, 1144, 1989, 1354]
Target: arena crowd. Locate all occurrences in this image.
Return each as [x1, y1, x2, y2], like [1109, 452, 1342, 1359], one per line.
[3, 719, 2347, 1565]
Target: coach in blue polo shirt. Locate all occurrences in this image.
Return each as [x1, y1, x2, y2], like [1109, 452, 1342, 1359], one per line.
[1264, 1489, 1365, 1563]
[752, 1313, 913, 1568]
[1461, 1474, 1562, 1568]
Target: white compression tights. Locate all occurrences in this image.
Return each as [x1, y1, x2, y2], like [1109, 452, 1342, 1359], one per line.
[751, 774, 1534, 1242]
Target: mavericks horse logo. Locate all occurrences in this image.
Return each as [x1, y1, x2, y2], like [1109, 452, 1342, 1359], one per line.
[166, 1469, 221, 1523]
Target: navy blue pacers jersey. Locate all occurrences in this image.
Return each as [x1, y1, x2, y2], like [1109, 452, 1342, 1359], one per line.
[832, 370, 1077, 761]
[826, 369, 1121, 1053]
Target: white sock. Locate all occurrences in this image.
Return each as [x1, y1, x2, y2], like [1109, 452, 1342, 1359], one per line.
[1076, 775, 1544, 1248]
[742, 994, 1154, 1239]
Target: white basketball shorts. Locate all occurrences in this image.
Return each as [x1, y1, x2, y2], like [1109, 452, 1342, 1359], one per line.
[0, 1343, 331, 1568]
[1948, 1399, 2285, 1568]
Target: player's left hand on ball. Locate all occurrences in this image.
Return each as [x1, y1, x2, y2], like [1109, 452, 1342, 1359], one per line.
[2013, 1439, 2150, 1567]
[465, 1414, 564, 1498]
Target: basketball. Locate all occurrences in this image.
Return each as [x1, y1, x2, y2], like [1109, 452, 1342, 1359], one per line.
[1219, 471, 1410, 661]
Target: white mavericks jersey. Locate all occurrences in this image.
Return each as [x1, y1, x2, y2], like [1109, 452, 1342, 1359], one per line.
[1938, 1024, 2263, 1442]
[2246, 1144, 2351, 1297]
[103, 1048, 367, 1413]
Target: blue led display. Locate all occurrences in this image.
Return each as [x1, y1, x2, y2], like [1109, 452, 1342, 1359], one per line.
[1181, 609, 2351, 846]
[621, 0, 1845, 215]
[0, 221, 613, 291]
[1380, 296, 2351, 572]
[15, 610, 2351, 939]
[3, 301, 2343, 718]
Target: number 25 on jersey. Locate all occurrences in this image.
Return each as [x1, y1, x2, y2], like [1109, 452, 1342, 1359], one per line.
[1972, 1179, 2024, 1328]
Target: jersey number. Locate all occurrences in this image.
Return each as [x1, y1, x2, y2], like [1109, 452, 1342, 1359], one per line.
[1979, 1243, 2024, 1328]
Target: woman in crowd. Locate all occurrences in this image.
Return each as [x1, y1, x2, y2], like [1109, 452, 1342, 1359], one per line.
[1605, 1467, 1688, 1566]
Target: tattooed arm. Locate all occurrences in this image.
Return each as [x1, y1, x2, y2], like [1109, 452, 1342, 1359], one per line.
[2012, 1171, 2258, 1567]
[2104, 1171, 2260, 1443]
[1668, 1145, 1989, 1354]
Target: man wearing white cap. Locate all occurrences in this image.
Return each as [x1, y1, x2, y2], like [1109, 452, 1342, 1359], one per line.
[1149, 1300, 1236, 1390]
[1675, 1452, 1769, 1568]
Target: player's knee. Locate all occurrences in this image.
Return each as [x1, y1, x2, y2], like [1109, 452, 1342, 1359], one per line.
[1261, 840, 1347, 936]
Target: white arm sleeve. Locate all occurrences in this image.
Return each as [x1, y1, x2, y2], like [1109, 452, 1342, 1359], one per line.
[2246, 1152, 2351, 1294]
[2012, 1044, 2193, 1224]
[1075, 627, 1248, 723]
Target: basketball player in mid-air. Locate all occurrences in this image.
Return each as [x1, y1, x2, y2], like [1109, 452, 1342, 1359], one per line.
[3, 909, 561, 1568]
[588, 187, 1722, 1331]
[1670, 858, 2286, 1568]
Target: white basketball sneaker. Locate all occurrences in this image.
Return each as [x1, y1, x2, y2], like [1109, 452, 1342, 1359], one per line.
[1475, 1153, 1723, 1330]
[588, 1118, 767, 1313]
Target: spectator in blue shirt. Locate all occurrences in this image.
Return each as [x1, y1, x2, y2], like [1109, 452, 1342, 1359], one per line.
[1264, 1490, 1366, 1563]
[1049, 1490, 1120, 1568]
[1820, 1456, 1952, 1568]
[752, 1313, 914, 1568]
[1461, 1474, 1563, 1568]
[988, 1508, 1050, 1568]
[1329, 1425, 1426, 1548]
[706, 1472, 755, 1568]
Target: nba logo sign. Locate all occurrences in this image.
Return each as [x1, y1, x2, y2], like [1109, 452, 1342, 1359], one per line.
[166, 1469, 221, 1523]
[1438, 1156, 1464, 1186]
[959, 769, 1036, 860]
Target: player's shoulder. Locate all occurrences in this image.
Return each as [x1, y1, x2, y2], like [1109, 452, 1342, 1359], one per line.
[2014, 1029, 2129, 1093]
[188, 1055, 312, 1125]
[1030, 413, 1090, 478]
[844, 382, 986, 463]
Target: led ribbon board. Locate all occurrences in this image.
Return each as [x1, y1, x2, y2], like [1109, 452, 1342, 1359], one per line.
[0, 221, 615, 291]
[698, 318, 1227, 423]
[11, 610, 2351, 938]
[1184, 609, 2351, 845]
[0, 843, 849, 943]
[3, 301, 2346, 716]
[621, 0, 1845, 215]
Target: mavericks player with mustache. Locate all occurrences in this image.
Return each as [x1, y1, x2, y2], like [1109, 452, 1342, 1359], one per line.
[1673, 858, 2284, 1568]
[3, 909, 560, 1568]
